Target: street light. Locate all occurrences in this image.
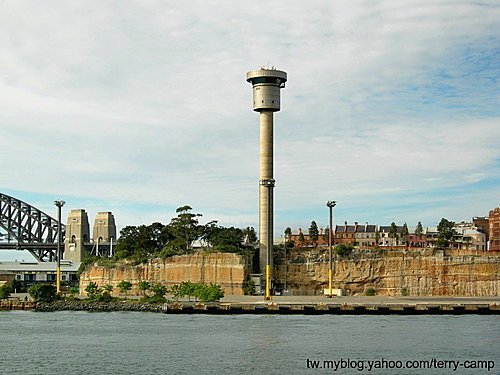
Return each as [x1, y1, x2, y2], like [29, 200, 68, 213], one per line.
[326, 200, 336, 297]
[283, 233, 287, 293]
[54, 200, 65, 294]
[260, 178, 275, 301]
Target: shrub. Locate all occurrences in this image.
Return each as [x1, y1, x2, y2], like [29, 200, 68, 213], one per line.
[84, 282, 115, 302]
[103, 284, 114, 293]
[138, 281, 151, 295]
[93, 292, 113, 302]
[28, 284, 57, 302]
[365, 287, 376, 296]
[0, 284, 13, 299]
[196, 283, 224, 302]
[150, 283, 168, 298]
[401, 287, 409, 296]
[243, 279, 255, 295]
[77, 256, 99, 277]
[335, 244, 354, 257]
[85, 282, 100, 298]
[169, 282, 224, 302]
[141, 294, 167, 304]
[117, 280, 132, 294]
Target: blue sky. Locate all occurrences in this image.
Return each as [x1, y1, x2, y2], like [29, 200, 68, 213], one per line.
[1, 1, 499, 260]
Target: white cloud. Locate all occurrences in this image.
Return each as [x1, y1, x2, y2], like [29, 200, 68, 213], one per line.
[1, 0, 498, 247]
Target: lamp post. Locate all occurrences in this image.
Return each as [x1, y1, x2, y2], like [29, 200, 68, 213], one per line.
[326, 200, 336, 297]
[284, 233, 287, 293]
[54, 200, 65, 294]
[260, 178, 275, 301]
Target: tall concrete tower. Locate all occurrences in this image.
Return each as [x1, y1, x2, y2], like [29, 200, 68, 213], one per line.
[64, 209, 90, 262]
[246, 68, 287, 286]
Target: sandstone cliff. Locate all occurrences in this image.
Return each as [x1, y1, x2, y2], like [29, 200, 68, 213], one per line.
[80, 250, 500, 297]
[79, 253, 249, 296]
[274, 249, 500, 296]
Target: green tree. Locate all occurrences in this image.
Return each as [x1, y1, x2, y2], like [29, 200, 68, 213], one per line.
[335, 244, 354, 257]
[203, 224, 244, 253]
[151, 283, 168, 298]
[0, 284, 13, 299]
[401, 223, 409, 246]
[170, 282, 225, 302]
[28, 284, 57, 302]
[308, 221, 319, 244]
[195, 283, 224, 302]
[284, 227, 292, 245]
[436, 218, 456, 249]
[68, 287, 79, 297]
[103, 284, 113, 293]
[165, 205, 202, 253]
[169, 284, 182, 301]
[115, 222, 172, 260]
[365, 287, 376, 296]
[298, 230, 305, 244]
[85, 282, 100, 298]
[117, 280, 132, 294]
[242, 227, 258, 244]
[178, 281, 197, 301]
[375, 229, 380, 247]
[142, 283, 168, 303]
[242, 278, 255, 295]
[138, 281, 151, 295]
[323, 227, 330, 243]
[415, 221, 424, 239]
[389, 222, 399, 246]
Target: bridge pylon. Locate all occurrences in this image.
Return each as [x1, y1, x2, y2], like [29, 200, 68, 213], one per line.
[64, 209, 90, 262]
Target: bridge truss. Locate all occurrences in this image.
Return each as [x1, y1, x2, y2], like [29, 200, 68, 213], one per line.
[0, 193, 65, 262]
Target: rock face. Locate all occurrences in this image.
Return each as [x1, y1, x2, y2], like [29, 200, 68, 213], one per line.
[80, 250, 500, 297]
[275, 250, 500, 296]
[79, 253, 249, 296]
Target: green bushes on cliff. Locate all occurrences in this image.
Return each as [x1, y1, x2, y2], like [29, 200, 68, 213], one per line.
[335, 244, 354, 257]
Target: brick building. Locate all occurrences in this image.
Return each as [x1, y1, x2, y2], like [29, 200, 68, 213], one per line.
[489, 207, 500, 251]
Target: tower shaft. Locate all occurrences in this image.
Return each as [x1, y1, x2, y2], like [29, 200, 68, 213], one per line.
[259, 111, 273, 272]
[246, 68, 287, 292]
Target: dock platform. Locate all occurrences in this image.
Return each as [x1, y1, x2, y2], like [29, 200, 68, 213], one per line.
[163, 296, 500, 315]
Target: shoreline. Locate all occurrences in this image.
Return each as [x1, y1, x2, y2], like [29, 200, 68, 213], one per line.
[1, 296, 499, 315]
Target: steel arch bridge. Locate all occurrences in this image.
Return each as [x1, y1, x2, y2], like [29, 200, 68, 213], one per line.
[0, 193, 65, 262]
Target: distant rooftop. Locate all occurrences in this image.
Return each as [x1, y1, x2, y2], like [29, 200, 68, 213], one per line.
[0, 260, 81, 272]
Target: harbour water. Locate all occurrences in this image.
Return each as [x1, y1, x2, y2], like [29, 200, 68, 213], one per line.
[0, 312, 498, 374]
